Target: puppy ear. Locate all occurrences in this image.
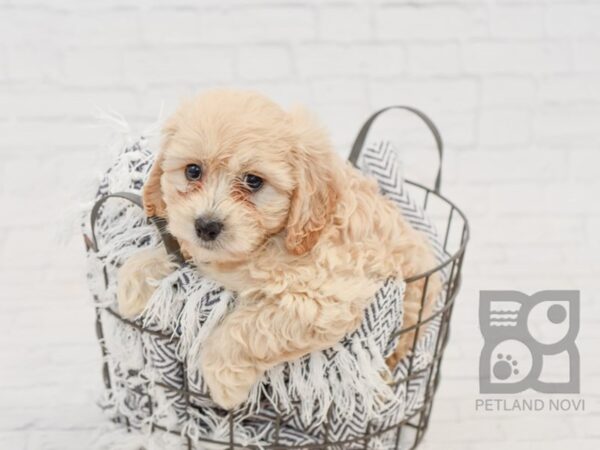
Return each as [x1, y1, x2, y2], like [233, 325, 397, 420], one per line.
[142, 118, 178, 218]
[285, 107, 339, 255]
[142, 153, 166, 218]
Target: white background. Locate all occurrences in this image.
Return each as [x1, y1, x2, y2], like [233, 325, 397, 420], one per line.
[1, 0, 599, 449]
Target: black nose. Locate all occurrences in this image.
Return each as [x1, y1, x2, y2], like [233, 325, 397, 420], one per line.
[195, 217, 224, 241]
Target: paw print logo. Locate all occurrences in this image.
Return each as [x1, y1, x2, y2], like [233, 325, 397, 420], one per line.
[494, 354, 519, 380]
[479, 291, 579, 394]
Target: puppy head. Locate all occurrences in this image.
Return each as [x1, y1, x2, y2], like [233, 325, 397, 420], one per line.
[143, 89, 338, 264]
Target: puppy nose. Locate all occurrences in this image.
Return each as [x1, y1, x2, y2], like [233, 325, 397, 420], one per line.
[195, 217, 224, 241]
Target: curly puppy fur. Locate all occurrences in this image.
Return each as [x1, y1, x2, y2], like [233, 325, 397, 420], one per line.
[118, 90, 440, 410]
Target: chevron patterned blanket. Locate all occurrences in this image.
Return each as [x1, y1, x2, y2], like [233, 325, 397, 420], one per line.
[83, 137, 448, 449]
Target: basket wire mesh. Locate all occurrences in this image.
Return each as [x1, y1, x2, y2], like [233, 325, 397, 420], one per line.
[83, 106, 470, 449]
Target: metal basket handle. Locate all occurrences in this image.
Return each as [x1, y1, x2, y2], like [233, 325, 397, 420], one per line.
[348, 106, 444, 193]
[88, 191, 184, 263]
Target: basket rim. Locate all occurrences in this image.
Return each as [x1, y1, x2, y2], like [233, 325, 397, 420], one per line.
[87, 178, 470, 284]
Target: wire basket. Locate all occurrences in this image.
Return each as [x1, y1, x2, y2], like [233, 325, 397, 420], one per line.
[83, 106, 469, 449]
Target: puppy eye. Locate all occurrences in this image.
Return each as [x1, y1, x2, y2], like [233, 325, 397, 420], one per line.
[243, 173, 264, 191]
[185, 164, 203, 181]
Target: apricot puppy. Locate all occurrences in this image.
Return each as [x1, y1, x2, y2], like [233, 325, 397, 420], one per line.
[117, 90, 440, 409]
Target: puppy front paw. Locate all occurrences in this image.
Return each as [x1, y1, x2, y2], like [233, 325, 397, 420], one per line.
[201, 335, 261, 410]
[117, 247, 175, 319]
[117, 271, 151, 319]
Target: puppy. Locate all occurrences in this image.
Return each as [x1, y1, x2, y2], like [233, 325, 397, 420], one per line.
[118, 90, 440, 410]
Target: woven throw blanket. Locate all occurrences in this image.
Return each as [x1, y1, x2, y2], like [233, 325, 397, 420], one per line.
[83, 137, 448, 449]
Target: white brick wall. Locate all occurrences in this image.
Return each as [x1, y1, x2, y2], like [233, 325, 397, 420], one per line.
[1, 1, 598, 449]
